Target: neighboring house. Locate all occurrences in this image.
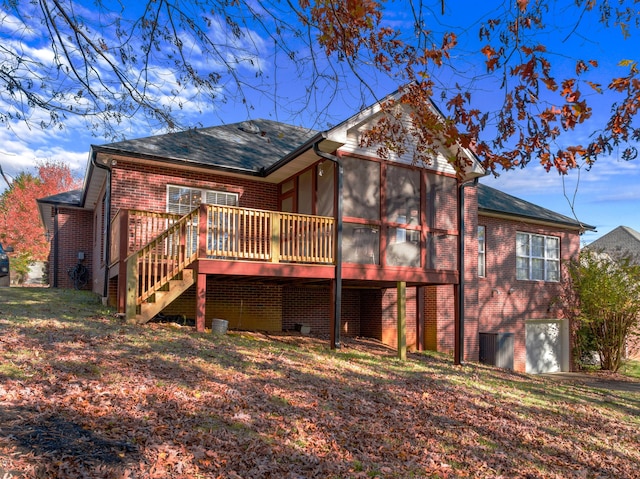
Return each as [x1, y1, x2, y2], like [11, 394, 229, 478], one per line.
[37, 88, 593, 373]
[586, 225, 640, 263]
[584, 225, 640, 360]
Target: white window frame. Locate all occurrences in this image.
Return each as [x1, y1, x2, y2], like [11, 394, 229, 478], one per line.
[167, 185, 239, 255]
[478, 225, 486, 278]
[166, 185, 238, 214]
[516, 232, 560, 282]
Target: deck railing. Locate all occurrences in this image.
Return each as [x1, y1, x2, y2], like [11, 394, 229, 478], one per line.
[126, 208, 199, 308]
[205, 205, 334, 264]
[112, 206, 335, 266]
[113, 205, 335, 316]
[110, 209, 182, 266]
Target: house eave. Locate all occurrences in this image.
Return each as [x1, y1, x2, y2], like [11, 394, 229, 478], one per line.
[36, 197, 85, 234]
[91, 145, 264, 177]
[479, 209, 596, 233]
[260, 132, 338, 177]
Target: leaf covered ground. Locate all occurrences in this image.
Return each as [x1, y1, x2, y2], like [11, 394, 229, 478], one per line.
[0, 288, 639, 479]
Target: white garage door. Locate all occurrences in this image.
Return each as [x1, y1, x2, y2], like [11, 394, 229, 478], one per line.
[526, 320, 564, 374]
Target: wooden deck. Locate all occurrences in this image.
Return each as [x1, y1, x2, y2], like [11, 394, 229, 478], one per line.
[110, 205, 336, 321]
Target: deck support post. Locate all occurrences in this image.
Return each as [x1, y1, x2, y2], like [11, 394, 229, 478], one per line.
[329, 279, 338, 349]
[196, 268, 207, 333]
[270, 213, 281, 263]
[196, 204, 208, 333]
[117, 209, 130, 314]
[198, 204, 208, 259]
[416, 286, 424, 351]
[313, 141, 342, 350]
[397, 281, 407, 361]
[125, 256, 138, 321]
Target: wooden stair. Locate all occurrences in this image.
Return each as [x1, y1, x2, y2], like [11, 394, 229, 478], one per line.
[129, 269, 195, 324]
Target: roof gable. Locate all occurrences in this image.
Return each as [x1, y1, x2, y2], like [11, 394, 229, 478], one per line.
[585, 226, 640, 260]
[477, 183, 594, 231]
[325, 86, 485, 179]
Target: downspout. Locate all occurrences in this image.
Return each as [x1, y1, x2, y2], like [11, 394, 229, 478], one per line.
[91, 153, 112, 299]
[313, 141, 342, 350]
[455, 177, 478, 365]
[52, 206, 59, 288]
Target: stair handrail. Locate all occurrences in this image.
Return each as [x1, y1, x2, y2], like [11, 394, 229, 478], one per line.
[125, 207, 200, 315]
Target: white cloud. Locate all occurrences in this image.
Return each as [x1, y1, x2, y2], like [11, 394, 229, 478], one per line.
[0, 10, 37, 40]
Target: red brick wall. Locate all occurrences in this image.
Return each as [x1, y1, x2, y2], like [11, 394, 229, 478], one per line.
[161, 282, 363, 337]
[378, 287, 418, 350]
[282, 286, 361, 338]
[92, 187, 107, 297]
[476, 214, 581, 371]
[282, 286, 330, 335]
[423, 183, 478, 364]
[627, 325, 640, 360]
[162, 280, 283, 331]
[360, 289, 383, 339]
[109, 159, 278, 217]
[425, 285, 456, 354]
[462, 185, 479, 362]
[48, 208, 94, 290]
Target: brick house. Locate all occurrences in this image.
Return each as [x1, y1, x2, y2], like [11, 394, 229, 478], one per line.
[37, 89, 593, 373]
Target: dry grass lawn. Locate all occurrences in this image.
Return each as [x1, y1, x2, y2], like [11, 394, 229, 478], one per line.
[1, 287, 639, 478]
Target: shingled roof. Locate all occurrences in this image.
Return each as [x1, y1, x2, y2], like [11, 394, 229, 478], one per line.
[585, 225, 640, 262]
[36, 189, 83, 207]
[92, 119, 321, 174]
[477, 183, 595, 231]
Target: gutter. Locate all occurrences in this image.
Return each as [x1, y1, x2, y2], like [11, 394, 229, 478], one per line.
[91, 145, 264, 178]
[313, 139, 343, 350]
[478, 210, 596, 233]
[455, 177, 478, 365]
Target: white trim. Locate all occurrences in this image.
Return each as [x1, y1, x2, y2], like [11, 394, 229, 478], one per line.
[478, 225, 486, 278]
[166, 185, 238, 214]
[516, 231, 560, 282]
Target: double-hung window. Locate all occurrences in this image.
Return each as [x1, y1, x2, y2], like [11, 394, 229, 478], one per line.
[516, 232, 559, 281]
[167, 186, 238, 214]
[167, 186, 239, 255]
[478, 225, 486, 277]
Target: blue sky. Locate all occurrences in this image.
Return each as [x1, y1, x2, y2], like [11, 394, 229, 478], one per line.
[0, 0, 638, 246]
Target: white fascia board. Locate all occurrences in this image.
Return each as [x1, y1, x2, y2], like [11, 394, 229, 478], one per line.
[326, 91, 486, 179]
[326, 89, 406, 144]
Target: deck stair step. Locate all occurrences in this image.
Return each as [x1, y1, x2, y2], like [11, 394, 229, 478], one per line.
[130, 269, 195, 324]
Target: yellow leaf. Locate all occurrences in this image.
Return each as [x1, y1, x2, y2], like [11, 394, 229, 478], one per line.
[586, 81, 602, 94]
